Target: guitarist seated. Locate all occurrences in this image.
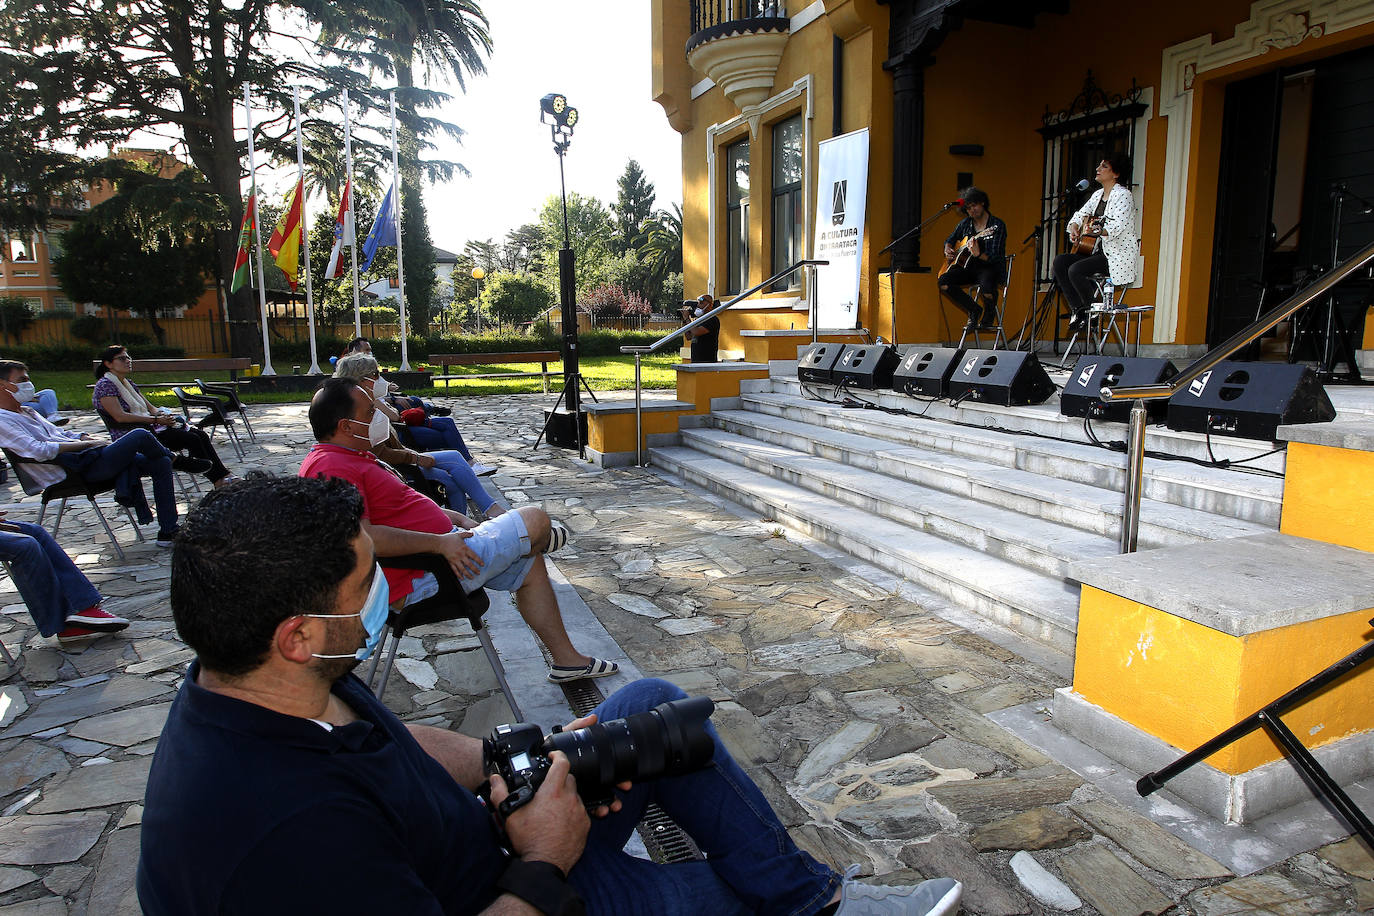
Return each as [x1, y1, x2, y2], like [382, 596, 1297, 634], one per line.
[1052, 153, 1138, 332]
[937, 188, 1007, 330]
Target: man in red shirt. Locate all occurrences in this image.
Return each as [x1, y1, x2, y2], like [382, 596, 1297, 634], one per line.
[300, 378, 617, 684]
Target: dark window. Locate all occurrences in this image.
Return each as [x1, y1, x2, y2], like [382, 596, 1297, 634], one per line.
[770, 115, 804, 291]
[726, 138, 750, 294]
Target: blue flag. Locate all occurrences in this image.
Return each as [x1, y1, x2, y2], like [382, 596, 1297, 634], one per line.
[360, 182, 397, 272]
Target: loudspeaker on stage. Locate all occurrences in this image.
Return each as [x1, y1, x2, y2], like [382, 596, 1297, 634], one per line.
[1165, 361, 1335, 440]
[832, 344, 900, 390]
[1060, 356, 1179, 422]
[946, 350, 1056, 406]
[892, 347, 965, 398]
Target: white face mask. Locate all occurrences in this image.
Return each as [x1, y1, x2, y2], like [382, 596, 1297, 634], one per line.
[12, 381, 36, 404]
[366, 409, 391, 446]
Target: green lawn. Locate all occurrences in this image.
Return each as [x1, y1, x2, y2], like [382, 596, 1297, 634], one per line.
[34, 354, 682, 412]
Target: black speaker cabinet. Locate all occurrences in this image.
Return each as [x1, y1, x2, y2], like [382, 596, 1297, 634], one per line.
[832, 344, 900, 390]
[892, 347, 965, 397]
[946, 350, 1056, 406]
[1166, 361, 1335, 440]
[1060, 356, 1179, 422]
[797, 343, 844, 385]
[542, 407, 588, 449]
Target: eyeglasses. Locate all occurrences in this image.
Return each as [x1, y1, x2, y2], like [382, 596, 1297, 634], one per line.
[114, 355, 132, 363]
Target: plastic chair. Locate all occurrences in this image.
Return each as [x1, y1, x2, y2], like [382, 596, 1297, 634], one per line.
[957, 253, 1015, 351]
[194, 379, 256, 443]
[173, 387, 245, 460]
[370, 553, 520, 720]
[1, 448, 144, 560]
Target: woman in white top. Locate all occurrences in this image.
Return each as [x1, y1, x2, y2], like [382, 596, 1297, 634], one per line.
[1052, 153, 1138, 330]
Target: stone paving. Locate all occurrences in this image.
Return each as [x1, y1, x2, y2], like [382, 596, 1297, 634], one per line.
[0, 393, 1365, 914]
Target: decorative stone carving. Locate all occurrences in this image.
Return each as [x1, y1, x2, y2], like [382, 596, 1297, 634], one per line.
[1261, 12, 1324, 51]
[687, 26, 791, 111]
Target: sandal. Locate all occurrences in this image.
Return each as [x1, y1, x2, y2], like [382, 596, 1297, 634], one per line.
[547, 657, 619, 684]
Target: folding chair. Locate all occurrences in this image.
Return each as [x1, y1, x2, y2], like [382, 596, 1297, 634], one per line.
[94, 412, 201, 498]
[371, 554, 521, 721]
[957, 253, 1015, 351]
[1060, 274, 1130, 368]
[173, 387, 245, 460]
[195, 379, 256, 443]
[1, 448, 144, 560]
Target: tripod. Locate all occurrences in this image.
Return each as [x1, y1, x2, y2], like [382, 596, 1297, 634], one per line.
[1138, 619, 1374, 847]
[1289, 184, 1368, 382]
[1015, 184, 1082, 352]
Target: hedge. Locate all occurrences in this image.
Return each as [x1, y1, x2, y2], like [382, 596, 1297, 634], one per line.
[268, 328, 667, 366]
[10, 343, 186, 371]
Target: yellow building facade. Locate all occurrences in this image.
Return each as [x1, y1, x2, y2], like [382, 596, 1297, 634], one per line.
[653, 0, 1374, 357]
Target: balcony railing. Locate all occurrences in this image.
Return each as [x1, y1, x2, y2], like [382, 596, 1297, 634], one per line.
[689, 1, 788, 50]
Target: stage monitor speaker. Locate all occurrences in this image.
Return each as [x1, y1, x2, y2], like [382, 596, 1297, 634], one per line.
[832, 344, 900, 390]
[1165, 361, 1335, 440]
[797, 343, 844, 385]
[892, 347, 965, 398]
[946, 350, 1056, 406]
[1060, 356, 1179, 422]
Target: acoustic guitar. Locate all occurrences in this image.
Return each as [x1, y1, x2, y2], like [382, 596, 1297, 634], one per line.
[937, 226, 998, 279]
[1072, 216, 1105, 256]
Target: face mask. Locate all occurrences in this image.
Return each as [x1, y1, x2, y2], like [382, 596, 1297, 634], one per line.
[12, 381, 36, 404]
[306, 563, 391, 661]
[367, 409, 391, 445]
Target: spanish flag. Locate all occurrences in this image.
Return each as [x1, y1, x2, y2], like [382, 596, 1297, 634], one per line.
[268, 180, 304, 290]
[229, 190, 256, 294]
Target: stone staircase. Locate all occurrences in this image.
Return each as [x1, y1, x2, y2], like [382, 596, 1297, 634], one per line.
[649, 368, 1294, 657]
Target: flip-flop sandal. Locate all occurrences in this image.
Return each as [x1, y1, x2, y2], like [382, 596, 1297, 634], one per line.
[547, 657, 619, 684]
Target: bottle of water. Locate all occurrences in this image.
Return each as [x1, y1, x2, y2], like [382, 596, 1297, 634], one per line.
[1102, 279, 1115, 308]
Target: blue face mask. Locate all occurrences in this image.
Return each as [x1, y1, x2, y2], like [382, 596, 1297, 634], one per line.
[306, 563, 391, 661]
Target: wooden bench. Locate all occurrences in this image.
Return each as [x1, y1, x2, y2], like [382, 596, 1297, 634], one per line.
[430, 351, 562, 393]
[87, 357, 254, 390]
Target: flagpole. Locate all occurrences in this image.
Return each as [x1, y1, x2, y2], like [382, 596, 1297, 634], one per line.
[294, 87, 322, 375]
[389, 91, 411, 371]
[243, 85, 276, 376]
[342, 89, 362, 338]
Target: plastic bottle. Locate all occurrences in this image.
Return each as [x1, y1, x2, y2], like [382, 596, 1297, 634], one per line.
[1102, 279, 1115, 308]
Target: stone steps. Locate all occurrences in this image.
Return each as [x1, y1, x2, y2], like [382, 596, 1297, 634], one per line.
[733, 389, 1285, 527]
[651, 447, 1082, 652]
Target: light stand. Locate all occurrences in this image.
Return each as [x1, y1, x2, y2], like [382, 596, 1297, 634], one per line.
[533, 93, 598, 457]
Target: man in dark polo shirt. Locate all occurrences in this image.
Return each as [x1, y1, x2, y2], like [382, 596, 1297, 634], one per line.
[136, 477, 962, 916]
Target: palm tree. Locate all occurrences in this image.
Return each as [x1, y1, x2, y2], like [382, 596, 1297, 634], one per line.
[642, 203, 684, 278]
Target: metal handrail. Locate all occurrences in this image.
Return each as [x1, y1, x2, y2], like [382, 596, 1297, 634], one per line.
[1102, 238, 1374, 553]
[621, 258, 829, 466]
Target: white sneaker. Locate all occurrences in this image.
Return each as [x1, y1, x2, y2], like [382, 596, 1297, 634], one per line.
[835, 865, 962, 916]
[470, 462, 498, 477]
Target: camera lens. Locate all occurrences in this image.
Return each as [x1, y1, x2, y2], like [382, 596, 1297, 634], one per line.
[544, 696, 716, 801]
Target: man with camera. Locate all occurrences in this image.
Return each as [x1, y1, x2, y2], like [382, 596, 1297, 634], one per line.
[138, 476, 961, 916]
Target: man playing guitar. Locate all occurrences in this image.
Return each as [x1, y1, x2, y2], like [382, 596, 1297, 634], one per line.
[937, 188, 1008, 331]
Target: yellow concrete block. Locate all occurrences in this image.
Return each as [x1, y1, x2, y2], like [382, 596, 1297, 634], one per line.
[588, 408, 689, 456]
[1073, 587, 1374, 774]
[676, 366, 770, 413]
[1281, 441, 1374, 553]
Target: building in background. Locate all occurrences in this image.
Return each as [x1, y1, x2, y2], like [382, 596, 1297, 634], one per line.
[652, 0, 1374, 359]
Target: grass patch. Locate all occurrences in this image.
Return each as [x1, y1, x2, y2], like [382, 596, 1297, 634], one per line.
[33, 354, 682, 412]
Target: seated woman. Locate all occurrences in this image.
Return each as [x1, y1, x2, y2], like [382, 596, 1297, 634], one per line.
[332, 354, 502, 517]
[93, 345, 236, 487]
[337, 340, 494, 475]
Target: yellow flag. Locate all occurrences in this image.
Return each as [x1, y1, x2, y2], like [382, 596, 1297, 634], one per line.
[268, 180, 304, 290]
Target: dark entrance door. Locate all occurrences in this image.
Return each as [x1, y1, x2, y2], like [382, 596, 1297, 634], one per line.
[1207, 71, 1282, 348]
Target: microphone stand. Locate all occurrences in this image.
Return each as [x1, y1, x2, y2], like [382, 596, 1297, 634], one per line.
[879, 200, 963, 345]
[1015, 185, 1081, 352]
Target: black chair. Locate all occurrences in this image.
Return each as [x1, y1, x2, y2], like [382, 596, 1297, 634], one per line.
[173, 387, 245, 460]
[1, 448, 144, 560]
[370, 553, 521, 720]
[194, 379, 256, 443]
[93, 411, 201, 497]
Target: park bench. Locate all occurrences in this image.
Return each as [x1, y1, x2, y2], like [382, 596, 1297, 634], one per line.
[87, 357, 254, 391]
[429, 351, 562, 393]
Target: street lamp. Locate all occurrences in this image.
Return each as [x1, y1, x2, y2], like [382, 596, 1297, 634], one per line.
[471, 266, 485, 333]
[534, 92, 595, 458]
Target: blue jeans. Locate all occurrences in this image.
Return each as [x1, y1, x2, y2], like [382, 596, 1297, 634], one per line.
[568, 679, 840, 916]
[419, 450, 493, 513]
[64, 429, 178, 535]
[35, 389, 58, 418]
[405, 418, 472, 461]
[0, 521, 101, 636]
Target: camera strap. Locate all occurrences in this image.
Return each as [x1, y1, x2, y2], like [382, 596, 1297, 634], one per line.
[496, 858, 585, 916]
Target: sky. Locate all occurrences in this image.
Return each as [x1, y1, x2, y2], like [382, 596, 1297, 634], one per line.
[420, 0, 684, 255]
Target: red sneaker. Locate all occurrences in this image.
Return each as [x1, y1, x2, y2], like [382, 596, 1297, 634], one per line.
[56, 626, 100, 648]
[63, 607, 129, 632]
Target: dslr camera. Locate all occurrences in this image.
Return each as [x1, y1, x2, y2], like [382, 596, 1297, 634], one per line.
[483, 696, 715, 817]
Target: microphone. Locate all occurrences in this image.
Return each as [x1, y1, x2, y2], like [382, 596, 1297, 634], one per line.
[948, 198, 965, 208]
[1069, 179, 1091, 193]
